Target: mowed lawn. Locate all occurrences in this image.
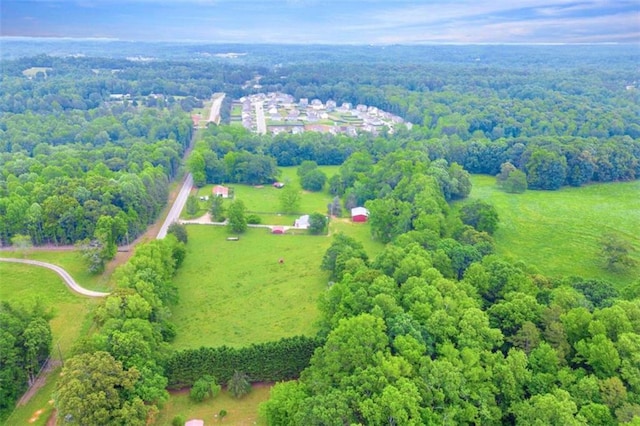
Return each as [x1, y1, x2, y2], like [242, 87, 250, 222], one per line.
[468, 175, 640, 286]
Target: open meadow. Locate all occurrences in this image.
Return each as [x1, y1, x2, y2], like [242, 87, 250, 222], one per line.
[169, 221, 382, 350]
[468, 175, 640, 286]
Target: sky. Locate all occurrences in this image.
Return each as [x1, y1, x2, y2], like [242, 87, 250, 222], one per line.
[1, 0, 639, 44]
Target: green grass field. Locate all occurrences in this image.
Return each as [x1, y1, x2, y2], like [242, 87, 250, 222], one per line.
[170, 212, 382, 349]
[170, 226, 330, 349]
[0, 250, 115, 292]
[187, 165, 342, 221]
[467, 175, 640, 286]
[155, 385, 271, 426]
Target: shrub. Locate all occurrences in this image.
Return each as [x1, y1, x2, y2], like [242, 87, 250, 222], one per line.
[189, 375, 221, 402]
[246, 214, 262, 224]
[172, 414, 186, 426]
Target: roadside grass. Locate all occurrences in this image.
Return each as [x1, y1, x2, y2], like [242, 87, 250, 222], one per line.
[467, 175, 640, 287]
[0, 262, 100, 357]
[0, 250, 114, 292]
[155, 385, 271, 426]
[2, 368, 59, 426]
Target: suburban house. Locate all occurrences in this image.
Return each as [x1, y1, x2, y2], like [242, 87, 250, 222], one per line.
[351, 207, 369, 222]
[294, 214, 310, 229]
[212, 185, 229, 198]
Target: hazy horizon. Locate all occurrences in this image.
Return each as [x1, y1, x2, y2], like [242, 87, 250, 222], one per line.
[2, 0, 639, 45]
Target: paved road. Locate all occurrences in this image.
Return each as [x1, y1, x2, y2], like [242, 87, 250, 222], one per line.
[207, 93, 225, 125]
[0, 257, 109, 297]
[157, 173, 193, 239]
[255, 101, 267, 135]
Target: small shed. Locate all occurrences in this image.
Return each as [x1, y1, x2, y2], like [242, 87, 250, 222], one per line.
[351, 207, 369, 222]
[271, 226, 285, 234]
[273, 182, 285, 188]
[213, 185, 229, 198]
[185, 420, 204, 426]
[294, 214, 310, 229]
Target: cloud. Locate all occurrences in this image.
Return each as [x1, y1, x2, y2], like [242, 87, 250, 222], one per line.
[1, 0, 638, 43]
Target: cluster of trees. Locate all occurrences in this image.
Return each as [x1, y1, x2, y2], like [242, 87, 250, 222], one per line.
[0, 59, 194, 248]
[55, 237, 186, 425]
[0, 302, 52, 420]
[165, 335, 322, 388]
[262, 220, 640, 424]
[187, 125, 279, 187]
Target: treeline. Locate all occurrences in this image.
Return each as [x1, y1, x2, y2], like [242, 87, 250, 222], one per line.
[165, 336, 322, 388]
[54, 236, 186, 425]
[0, 302, 52, 421]
[261, 150, 640, 425]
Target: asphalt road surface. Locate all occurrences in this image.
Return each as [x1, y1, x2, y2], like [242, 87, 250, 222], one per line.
[157, 173, 193, 239]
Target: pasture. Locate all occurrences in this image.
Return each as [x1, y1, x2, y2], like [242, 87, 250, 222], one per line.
[467, 175, 640, 286]
[169, 217, 381, 349]
[170, 225, 331, 349]
[0, 261, 101, 426]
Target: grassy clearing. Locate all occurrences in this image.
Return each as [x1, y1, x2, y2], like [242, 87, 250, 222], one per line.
[155, 385, 270, 426]
[170, 226, 329, 349]
[170, 216, 382, 350]
[0, 263, 99, 426]
[467, 175, 640, 286]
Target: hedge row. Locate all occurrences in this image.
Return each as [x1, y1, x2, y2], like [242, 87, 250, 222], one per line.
[165, 335, 322, 388]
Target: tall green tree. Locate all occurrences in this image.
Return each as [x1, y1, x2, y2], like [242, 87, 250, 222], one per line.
[279, 184, 301, 214]
[227, 200, 248, 234]
[600, 232, 637, 271]
[55, 351, 150, 425]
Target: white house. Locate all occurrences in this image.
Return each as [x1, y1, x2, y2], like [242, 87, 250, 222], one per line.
[294, 214, 310, 229]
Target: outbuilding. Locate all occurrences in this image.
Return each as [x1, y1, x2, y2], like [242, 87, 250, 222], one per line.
[351, 207, 369, 222]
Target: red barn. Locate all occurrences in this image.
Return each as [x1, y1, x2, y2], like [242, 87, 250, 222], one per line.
[351, 207, 369, 222]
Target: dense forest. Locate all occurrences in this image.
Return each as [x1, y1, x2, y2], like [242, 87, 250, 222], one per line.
[1, 41, 638, 424]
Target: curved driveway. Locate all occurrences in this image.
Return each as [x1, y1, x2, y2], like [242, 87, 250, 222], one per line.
[0, 257, 109, 297]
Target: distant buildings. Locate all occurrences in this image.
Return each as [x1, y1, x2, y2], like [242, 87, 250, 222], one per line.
[230, 92, 409, 137]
